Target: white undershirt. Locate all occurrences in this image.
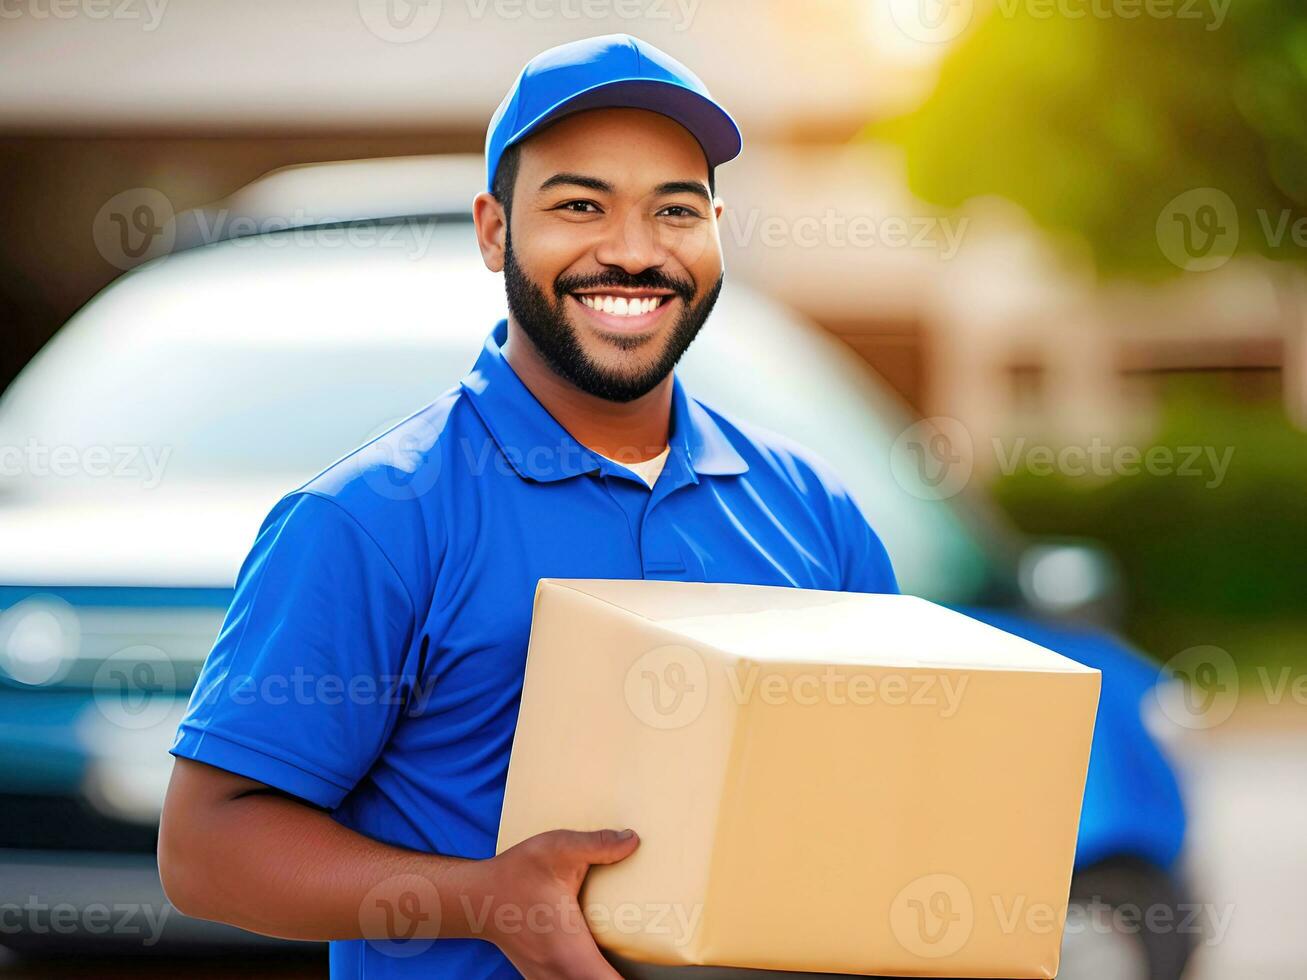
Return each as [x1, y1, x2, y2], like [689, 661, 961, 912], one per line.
[594, 445, 671, 488]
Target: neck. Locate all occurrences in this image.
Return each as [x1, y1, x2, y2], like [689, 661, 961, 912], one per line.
[503, 317, 672, 463]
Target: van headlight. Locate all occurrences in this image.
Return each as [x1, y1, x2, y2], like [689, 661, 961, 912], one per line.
[0, 594, 80, 686]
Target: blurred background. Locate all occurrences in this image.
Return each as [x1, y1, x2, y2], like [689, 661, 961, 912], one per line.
[1, 1, 1303, 978]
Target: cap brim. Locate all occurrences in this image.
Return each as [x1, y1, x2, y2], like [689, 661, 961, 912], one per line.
[506, 77, 743, 171]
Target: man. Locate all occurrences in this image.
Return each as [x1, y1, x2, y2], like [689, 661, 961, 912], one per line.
[159, 34, 897, 980]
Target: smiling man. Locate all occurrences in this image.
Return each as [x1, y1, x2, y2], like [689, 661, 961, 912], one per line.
[158, 35, 897, 980]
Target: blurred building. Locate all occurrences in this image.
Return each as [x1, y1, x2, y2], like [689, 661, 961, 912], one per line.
[2, 0, 1303, 456]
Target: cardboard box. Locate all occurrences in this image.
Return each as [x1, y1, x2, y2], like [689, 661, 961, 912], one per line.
[497, 580, 1100, 978]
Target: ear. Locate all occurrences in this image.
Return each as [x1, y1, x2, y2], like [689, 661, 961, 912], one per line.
[473, 191, 508, 273]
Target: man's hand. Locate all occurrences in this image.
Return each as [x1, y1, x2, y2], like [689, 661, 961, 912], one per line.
[484, 828, 640, 980]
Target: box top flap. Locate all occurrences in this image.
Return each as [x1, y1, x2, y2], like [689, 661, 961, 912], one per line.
[542, 580, 1096, 673]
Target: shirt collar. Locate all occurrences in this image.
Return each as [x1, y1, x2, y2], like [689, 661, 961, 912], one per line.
[460, 319, 748, 484]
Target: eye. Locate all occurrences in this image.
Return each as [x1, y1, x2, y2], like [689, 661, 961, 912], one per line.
[554, 200, 602, 214]
[658, 204, 703, 219]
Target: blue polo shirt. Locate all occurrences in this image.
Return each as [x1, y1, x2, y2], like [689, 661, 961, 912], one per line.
[171, 319, 897, 978]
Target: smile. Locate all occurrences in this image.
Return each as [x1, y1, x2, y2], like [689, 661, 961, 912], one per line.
[576, 294, 668, 316]
[569, 291, 678, 333]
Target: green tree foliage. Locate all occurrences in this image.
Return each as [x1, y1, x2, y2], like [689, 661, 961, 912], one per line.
[872, 0, 1307, 276]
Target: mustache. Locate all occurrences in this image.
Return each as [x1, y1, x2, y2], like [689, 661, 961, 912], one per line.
[554, 268, 696, 303]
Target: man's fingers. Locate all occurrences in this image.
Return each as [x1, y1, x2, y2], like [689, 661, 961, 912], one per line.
[497, 829, 640, 978]
[550, 828, 640, 866]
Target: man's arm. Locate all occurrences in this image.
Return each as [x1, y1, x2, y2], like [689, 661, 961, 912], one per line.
[159, 757, 638, 979]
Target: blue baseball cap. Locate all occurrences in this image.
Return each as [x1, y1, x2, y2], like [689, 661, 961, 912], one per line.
[485, 34, 742, 193]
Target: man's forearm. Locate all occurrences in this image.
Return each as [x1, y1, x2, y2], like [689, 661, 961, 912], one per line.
[160, 758, 639, 978]
[159, 767, 492, 943]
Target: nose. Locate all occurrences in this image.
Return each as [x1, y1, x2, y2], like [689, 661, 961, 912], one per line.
[593, 205, 669, 275]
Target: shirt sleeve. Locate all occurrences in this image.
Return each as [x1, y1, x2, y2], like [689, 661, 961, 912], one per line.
[819, 477, 899, 596]
[838, 501, 900, 595]
[170, 491, 418, 809]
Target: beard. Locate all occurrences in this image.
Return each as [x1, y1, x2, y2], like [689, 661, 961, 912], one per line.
[503, 237, 724, 403]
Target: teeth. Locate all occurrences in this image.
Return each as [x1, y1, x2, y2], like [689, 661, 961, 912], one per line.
[578, 295, 665, 316]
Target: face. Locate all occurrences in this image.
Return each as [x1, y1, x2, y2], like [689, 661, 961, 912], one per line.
[477, 107, 725, 402]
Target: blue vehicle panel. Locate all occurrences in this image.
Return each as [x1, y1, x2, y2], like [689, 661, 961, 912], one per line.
[960, 607, 1187, 872]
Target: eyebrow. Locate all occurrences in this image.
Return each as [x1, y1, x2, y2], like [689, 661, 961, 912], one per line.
[537, 172, 712, 204]
[654, 180, 712, 205]
[538, 172, 613, 194]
